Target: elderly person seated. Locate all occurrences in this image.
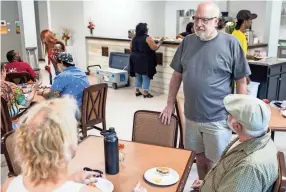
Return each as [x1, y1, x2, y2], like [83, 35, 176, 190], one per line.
[1, 97, 101, 192]
[192, 94, 278, 192]
[37, 52, 89, 107]
[1, 97, 147, 192]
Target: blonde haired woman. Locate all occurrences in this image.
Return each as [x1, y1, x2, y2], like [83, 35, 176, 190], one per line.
[1, 97, 147, 192]
[1, 96, 101, 192]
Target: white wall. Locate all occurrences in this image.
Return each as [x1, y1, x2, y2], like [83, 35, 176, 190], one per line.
[164, 1, 227, 37]
[228, 1, 266, 43]
[83, 0, 166, 38]
[1, 1, 22, 61]
[34, 1, 49, 59]
[280, 2, 286, 39]
[49, 1, 86, 70]
[18, 1, 37, 48]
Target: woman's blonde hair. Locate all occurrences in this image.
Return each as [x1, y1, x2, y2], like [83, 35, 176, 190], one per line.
[14, 96, 79, 185]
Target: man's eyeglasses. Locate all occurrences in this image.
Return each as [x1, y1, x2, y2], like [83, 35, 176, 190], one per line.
[192, 16, 216, 24]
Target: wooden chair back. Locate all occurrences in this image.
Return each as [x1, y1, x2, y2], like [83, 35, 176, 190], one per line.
[133, 110, 179, 148]
[81, 83, 108, 138]
[273, 151, 286, 192]
[1, 97, 13, 137]
[6, 72, 32, 84]
[1, 131, 21, 177]
[174, 98, 184, 148]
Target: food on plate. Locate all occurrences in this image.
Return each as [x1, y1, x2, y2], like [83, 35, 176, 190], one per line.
[262, 99, 270, 104]
[118, 143, 125, 150]
[88, 183, 97, 188]
[27, 80, 34, 84]
[156, 167, 170, 176]
[282, 110, 286, 118]
[152, 178, 162, 184]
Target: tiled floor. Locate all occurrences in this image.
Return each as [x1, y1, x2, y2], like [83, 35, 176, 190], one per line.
[1, 64, 286, 191]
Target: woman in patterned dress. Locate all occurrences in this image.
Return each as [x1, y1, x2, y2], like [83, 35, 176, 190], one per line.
[1, 63, 39, 128]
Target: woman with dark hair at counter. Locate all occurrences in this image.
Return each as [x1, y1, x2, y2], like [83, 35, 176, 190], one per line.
[176, 22, 194, 39]
[129, 23, 164, 98]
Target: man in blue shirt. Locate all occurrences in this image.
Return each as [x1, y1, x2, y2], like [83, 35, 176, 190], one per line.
[38, 52, 90, 108]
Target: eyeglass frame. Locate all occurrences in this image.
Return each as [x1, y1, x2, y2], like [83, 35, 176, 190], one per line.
[192, 16, 217, 24]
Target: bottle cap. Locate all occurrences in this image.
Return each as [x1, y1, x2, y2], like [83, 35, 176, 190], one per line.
[109, 127, 115, 133]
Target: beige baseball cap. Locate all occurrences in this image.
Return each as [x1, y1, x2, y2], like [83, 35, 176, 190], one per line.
[224, 94, 271, 135]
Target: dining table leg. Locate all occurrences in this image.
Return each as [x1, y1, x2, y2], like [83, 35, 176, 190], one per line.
[271, 131, 275, 141]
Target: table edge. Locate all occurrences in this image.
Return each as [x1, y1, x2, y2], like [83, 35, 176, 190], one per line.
[270, 127, 286, 131]
[83, 135, 194, 152]
[176, 151, 196, 192]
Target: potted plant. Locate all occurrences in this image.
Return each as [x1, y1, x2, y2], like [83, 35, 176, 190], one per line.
[88, 21, 95, 35]
[225, 20, 236, 34]
[62, 28, 71, 46]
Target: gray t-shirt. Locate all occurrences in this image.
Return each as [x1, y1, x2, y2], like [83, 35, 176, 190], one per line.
[171, 32, 251, 122]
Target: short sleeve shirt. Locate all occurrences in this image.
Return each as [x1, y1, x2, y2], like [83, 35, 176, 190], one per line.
[232, 30, 248, 55]
[170, 32, 251, 122]
[5, 61, 37, 78]
[51, 66, 90, 107]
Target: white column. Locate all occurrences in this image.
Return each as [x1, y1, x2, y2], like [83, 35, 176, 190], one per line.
[17, 0, 38, 61]
[18, 0, 37, 48]
[264, 0, 282, 57]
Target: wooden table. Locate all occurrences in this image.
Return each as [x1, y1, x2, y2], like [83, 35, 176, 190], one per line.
[33, 95, 45, 102]
[269, 106, 286, 140]
[68, 136, 195, 192]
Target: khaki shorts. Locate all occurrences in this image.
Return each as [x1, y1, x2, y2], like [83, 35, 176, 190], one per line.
[184, 118, 232, 162]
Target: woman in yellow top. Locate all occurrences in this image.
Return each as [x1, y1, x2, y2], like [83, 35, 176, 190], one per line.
[232, 10, 257, 84]
[232, 10, 257, 55]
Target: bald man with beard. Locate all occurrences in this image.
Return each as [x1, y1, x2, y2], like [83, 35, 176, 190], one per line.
[160, 2, 251, 179]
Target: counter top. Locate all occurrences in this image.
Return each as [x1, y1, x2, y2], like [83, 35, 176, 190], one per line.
[86, 36, 181, 45]
[248, 57, 286, 66]
[248, 43, 268, 49]
[86, 36, 268, 48]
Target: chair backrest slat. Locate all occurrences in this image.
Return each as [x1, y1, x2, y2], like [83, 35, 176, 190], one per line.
[132, 110, 178, 148]
[1, 97, 13, 136]
[6, 72, 32, 84]
[2, 131, 21, 176]
[272, 151, 286, 192]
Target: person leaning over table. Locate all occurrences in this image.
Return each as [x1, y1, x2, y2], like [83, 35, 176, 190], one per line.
[1, 63, 40, 128]
[160, 2, 250, 180]
[37, 52, 90, 108]
[129, 23, 165, 98]
[191, 94, 278, 192]
[1, 96, 148, 192]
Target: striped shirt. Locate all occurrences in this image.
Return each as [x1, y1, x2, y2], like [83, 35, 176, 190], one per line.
[200, 132, 278, 192]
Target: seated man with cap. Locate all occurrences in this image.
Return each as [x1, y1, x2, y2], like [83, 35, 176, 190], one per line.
[37, 52, 89, 108]
[192, 94, 278, 192]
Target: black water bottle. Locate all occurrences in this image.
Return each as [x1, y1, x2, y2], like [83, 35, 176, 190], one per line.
[102, 127, 119, 175]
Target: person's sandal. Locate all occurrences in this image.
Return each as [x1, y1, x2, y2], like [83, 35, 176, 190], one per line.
[135, 92, 143, 97]
[143, 93, 153, 98]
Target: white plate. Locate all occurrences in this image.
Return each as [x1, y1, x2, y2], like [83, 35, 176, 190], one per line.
[95, 178, 114, 192]
[144, 167, 179, 186]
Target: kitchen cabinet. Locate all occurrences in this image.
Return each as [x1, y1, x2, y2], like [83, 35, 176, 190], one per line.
[249, 58, 286, 101]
